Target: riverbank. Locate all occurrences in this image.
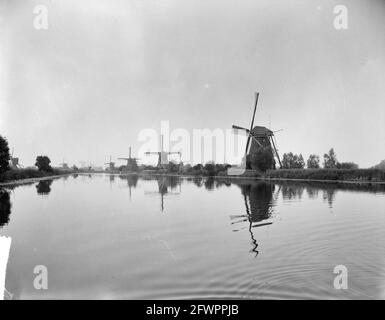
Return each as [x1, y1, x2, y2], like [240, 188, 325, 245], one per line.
[120, 168, 385, 185]
[4, 168, 383, 187]
[0, 168, 77, 187]
[263, 168, 385, 183]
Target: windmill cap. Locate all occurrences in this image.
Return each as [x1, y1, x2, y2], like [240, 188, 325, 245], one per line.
[251, 126, 273, 136]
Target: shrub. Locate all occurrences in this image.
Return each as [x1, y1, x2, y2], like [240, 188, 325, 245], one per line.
[250, 147, 275, 171]
[337, 162, 359, 169]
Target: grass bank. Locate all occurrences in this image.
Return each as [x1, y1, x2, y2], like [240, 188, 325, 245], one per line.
[263, 168, 385, 183]
[0, 168, 76, 185]
[134, 168, 385, 184]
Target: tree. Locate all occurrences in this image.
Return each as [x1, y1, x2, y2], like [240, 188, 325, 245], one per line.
[282, 152, 305, 169]
[307, 154, 320, 169]
[35, 156, 53, 172]
[0, 135, 10, 175]
[294, 154, 305, 169]
[203, 162, 216, 176]
[324, 148, 338, 169]
[250, 147, 275, 172]
[282, 152, 294, 169]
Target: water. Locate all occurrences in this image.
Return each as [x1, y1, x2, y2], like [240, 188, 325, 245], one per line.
[1, 174, 385, 299]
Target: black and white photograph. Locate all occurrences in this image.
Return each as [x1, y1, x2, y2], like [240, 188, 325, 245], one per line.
[0, 0, 385, 306]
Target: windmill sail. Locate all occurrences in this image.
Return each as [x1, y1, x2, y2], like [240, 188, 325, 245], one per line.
[245, 92, 259, 155]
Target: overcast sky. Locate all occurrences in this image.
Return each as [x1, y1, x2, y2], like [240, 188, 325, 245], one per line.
[1, 0, 384, 167]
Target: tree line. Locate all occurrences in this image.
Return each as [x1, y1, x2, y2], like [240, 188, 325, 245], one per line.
[0, 134, 62, 181]
[281, 148, 358, 170]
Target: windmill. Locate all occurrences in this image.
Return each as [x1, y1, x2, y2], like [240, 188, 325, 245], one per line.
[145, 135, 182, 168]
[9, 148, 22, 169]
[59, 158, 69, 169]
[118, 146, 139, 172]
[232, 92, 282, 170]
[104, 156, 115, 171]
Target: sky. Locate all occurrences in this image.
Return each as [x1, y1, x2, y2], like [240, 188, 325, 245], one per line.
[0, 0, 384, 168]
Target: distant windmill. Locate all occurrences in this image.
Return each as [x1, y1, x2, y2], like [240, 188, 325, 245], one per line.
[59, 158, 69, 169]
[9, 148, 22, 169]
[232, 92, 282, 169]
[145, 135, 181, 168]
[104, 156, 115, 171]
[118, 146, 139, 171]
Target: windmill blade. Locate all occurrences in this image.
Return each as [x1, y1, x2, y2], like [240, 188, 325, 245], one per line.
[245, 92, 259, 154]
[232, 125, 250, 134]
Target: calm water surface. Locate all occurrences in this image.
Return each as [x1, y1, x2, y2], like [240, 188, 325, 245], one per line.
[1, 174, 385, 299]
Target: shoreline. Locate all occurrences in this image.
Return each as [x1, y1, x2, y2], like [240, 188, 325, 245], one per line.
[118, 172, 385, 185]
[0, 174, 73, 187]
[1, 171, 385, 187]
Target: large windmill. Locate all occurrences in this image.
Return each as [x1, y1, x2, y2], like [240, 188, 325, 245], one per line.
[232, 92, 282, 170]
[145, 135, 181, 168]
[104, 156, 115, 171]
[118, 147, 139, 171]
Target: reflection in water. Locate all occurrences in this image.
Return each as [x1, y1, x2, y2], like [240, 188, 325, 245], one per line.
[192, 176, 203, 188]
[323, 189, 336, 208]
[119, 174, 139, 199]
[36, 180, 53, 195]
[2, 174, 385, 299]
[0, 189, 12, 228]
[144, 176, 181, 212]
[231, 181, 276, 257]
[306, 186, 319, 199]
[281, 183, 305, 201]
[204, 177, 215, 191]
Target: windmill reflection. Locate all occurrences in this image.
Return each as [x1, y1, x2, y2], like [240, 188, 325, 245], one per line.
[144, 176, 181, 212]
[0, 189, 12, 228]
[232, 181, 277, 257]
[36, 180, 53, 196]
[119, 174, 139, 199]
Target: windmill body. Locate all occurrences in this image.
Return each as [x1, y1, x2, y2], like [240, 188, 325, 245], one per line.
[232, 92, 282, 170]
[118, 147, 139, 172]
[145, 135, 181, 169]
[104, 156, 116, 171]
